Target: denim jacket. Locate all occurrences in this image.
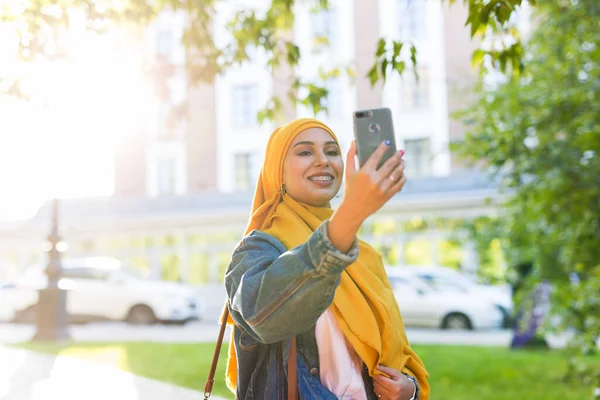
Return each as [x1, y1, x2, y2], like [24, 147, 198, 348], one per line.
[225, 221, 382, 400]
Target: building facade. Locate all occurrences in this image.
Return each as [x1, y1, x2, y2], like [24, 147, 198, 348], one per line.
[113, 0, 479, 198]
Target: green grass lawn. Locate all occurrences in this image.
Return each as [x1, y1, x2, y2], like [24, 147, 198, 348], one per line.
[15, 341, 598, 400]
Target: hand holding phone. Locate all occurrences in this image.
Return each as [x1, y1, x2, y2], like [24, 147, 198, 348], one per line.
[328, 110, 406, 252]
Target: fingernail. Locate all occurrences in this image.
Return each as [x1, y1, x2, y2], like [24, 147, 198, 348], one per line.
[385, 139, 391, 146]
[400, 149, 405, 156]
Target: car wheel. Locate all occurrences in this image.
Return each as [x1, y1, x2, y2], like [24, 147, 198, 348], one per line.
[126, 305, 156, 325]
[442, 313, 472, 330]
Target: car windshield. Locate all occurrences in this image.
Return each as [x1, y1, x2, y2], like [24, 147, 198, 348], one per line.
[388, 274, 434, 293]
[417, 270, 480, 291]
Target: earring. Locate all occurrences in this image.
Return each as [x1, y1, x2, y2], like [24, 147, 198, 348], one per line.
[281, 183, 287, 195]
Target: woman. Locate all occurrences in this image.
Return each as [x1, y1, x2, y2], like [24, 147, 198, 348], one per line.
[224, 118, 429, 400]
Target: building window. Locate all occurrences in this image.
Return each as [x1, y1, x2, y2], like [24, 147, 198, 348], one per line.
[156, 30, 173, 58]
[324, 78, 342, 118]
[404, 138, 431, 178]
[157, 158, 176, 195]
[398, 0, 427, 40]
[400, 68, 430, 110]
[311, 8, 338, 48]
[234, 153, 259, 191]
[232, 84, 258, 128]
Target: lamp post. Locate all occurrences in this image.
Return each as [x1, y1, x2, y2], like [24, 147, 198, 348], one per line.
[32, 198, 70, 342]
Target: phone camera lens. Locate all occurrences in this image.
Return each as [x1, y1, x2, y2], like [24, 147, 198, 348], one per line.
[368, 123, 380, 134]
[355, 110, 374, 119]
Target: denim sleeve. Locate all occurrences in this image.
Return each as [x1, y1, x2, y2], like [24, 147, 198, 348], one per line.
[225, 221, 359, 344]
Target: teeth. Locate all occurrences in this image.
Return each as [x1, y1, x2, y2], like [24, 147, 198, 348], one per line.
[309, 176, 333, 181]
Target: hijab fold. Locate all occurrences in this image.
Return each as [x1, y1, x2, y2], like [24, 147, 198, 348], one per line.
[224, 118, 429, 399]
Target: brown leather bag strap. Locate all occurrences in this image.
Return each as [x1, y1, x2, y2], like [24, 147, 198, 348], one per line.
[204, 306, 230, 400]
[203, 304, 299, 400]
[288, 336, 298, 400]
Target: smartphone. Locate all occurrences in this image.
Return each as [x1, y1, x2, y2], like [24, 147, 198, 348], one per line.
[352, 107, 397, 169]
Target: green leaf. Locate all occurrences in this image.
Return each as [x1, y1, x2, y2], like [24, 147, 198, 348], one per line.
[345, 65, 356, 78]
[392, 40, 403, 58]
[285, 42, 301, 66]
[367, 64, 379, 87]
[472, 49, 486, 68]
[376, 38, 387, 58]
[313, 35, 330, 48]
[410, 44, 418, 69]
[313, 0, 330, 12]
[497, 2, 512, 24]
[257, 96, 283, 124]
[392, 60, 405, 76]
[380, 59, 389, 82]
[345, 65, 357, 85]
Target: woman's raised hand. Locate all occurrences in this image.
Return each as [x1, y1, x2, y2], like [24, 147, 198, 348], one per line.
[339, 140, 406, 224]
[327, 140, 406, 253]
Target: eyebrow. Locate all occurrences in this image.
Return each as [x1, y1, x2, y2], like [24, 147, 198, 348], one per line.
[293, 140, 338, 148]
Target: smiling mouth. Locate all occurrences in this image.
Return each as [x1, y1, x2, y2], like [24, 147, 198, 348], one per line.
[307, 176, 334, 181]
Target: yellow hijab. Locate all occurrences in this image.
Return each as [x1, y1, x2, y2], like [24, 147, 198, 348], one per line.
[225, 118, 429, 399]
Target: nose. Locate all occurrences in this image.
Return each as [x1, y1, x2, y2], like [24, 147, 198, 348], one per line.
[314, 151, 330, 167]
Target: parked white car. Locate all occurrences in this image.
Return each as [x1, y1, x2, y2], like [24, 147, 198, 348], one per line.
[386, 267, 504, 330]
[401, 265, 514, 327]
[9, 257, 200, 325]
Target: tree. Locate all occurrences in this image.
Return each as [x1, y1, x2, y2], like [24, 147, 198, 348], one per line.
[0, 0, 533, 120]
[455, 0, 600, 396]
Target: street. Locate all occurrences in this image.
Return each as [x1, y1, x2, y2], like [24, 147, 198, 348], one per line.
[0, 321, 572, 348]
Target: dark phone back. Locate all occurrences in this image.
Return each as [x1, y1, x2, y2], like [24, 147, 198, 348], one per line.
[352, 107, 397, 169]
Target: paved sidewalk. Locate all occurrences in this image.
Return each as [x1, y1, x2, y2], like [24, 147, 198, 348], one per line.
[0, 345, 229, 400]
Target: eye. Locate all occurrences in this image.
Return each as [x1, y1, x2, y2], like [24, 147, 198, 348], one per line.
[298, 150, 312, 156]
[326, 150, 340, 156]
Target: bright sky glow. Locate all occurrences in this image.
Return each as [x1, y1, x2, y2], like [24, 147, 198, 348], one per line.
[0, 26, 151, 221]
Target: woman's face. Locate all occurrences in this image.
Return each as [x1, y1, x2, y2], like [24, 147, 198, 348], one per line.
[282, 127, 344, 207]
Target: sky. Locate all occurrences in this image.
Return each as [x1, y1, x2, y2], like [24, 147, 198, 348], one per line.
[0, 96, 116, 221]
[0, 28, 149, 222]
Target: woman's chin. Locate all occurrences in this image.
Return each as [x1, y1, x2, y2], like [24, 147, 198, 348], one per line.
[306, 193, 336, 207]
[291, 184, 340, 206]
